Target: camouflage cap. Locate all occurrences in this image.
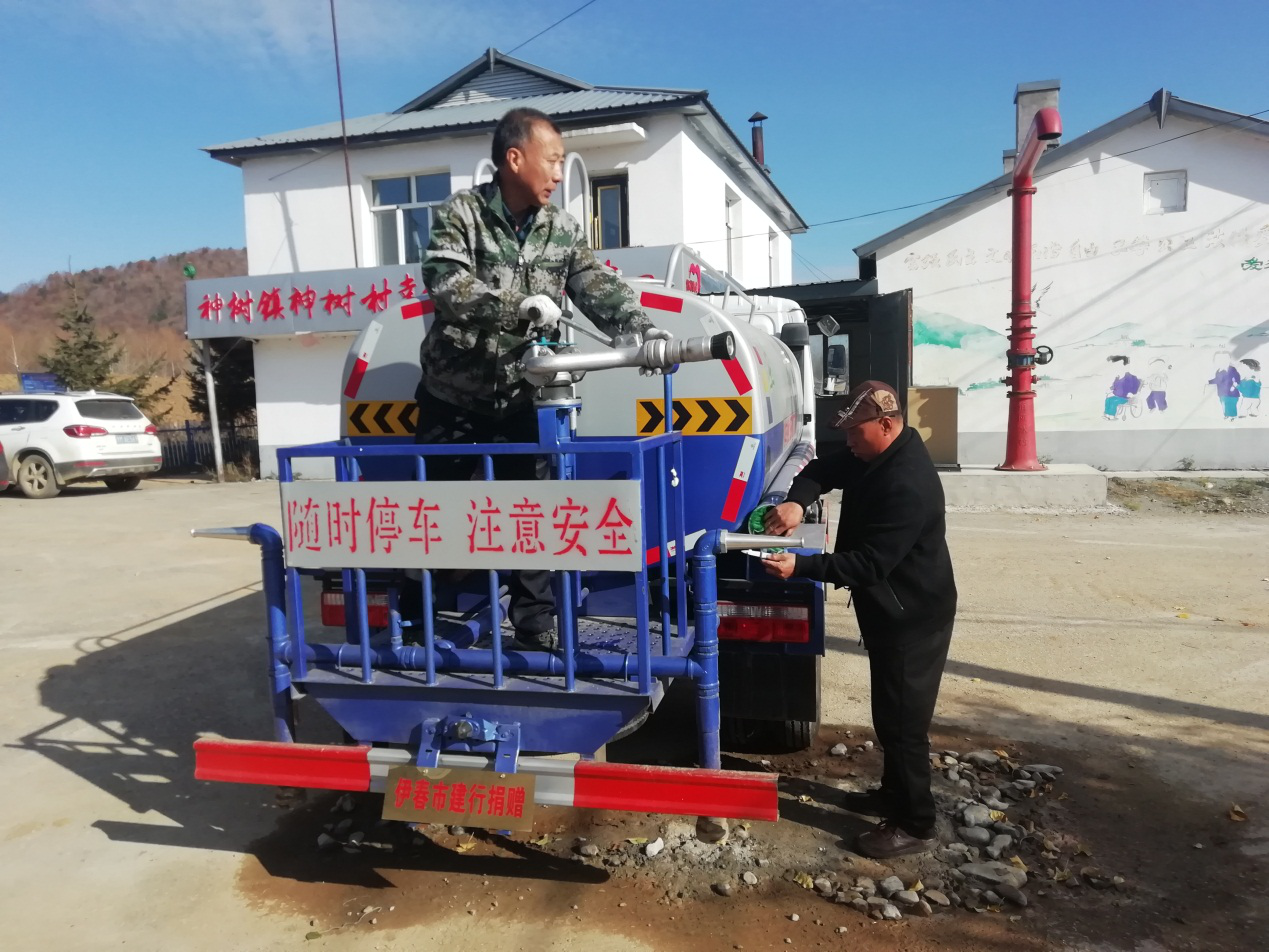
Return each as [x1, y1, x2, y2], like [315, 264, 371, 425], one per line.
[833, 380, 903, 429]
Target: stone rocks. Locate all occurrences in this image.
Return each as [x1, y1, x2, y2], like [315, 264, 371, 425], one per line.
[830, 743, 849, 756]
[814, 878, 834, 897]
[986, 834, 1013, 860]
[854, 877, 876, 898]
[958, 861, 1028, 891]
[878, 876, 905, 898]
[997, 884, 1028, 907]
[894, 890, 921, 906]
[983, 890, 1002, 906]
[958, 826, 992, 847]
[850, 898, 870, 915]
[924, 889, 951, 907]
[742, 871, 759, 886]
[963, 750, 1000, 768]
[645, 837, 665, 858]
[577, 843, 599, 857]
[712, 882, 733, 897]
[881, 903, 902, 921]
[962, 804, 993, 828]
[913, 900, 934, 917]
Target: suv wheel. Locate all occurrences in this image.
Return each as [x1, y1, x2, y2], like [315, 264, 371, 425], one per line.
[105, 476, 142, 492]
[17, 455, 60, 499]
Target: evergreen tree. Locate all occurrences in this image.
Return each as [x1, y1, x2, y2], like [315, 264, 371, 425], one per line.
[185, 339, 256, 425]
[37, 278, 178, 417]
[38, 282, 123, 390]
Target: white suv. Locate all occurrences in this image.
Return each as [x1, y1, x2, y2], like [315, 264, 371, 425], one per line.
[0, 391, 163, 498]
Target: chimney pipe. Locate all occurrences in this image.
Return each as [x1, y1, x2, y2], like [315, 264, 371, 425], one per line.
[749, 111, 768, 169]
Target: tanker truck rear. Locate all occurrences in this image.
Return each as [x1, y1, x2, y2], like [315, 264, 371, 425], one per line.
[192, 244, 829, 831]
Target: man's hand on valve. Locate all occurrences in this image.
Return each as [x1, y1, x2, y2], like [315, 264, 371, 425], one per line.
[763, 501, 804, 537]
[520, 294, 562, 334]
[638, 326, 675, 377]
[760, 552, 797, 579]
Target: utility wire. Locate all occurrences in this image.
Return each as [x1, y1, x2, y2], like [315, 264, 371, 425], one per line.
[699, 103, 1269, 248]
[507, 0, 602, 54]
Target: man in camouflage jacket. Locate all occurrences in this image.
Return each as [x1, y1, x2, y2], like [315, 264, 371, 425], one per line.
[418, 110, 653, 417]
[415, 107, 661, 648]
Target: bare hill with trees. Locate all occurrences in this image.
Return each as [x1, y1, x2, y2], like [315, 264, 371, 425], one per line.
[0, 248, 246, 379]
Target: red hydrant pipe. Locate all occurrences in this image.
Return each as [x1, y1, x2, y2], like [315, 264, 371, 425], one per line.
[998, 106, 1062, 471]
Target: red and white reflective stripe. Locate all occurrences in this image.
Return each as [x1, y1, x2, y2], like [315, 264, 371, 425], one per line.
[644, 539, 677, 565]
[720, 436, 760, 523]
[343, 320, 384, 399]
[721, 357, 753, 395]
[194, 738, 778, 821]
[401, 294, 435, 319]
[639, 290, 684, 314]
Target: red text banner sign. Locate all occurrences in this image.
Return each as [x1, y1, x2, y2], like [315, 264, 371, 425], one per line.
[280, 479, 642, 571]
[381, 765, 536, 831]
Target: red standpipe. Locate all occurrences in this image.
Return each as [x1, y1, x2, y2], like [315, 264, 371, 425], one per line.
[998, 106, 1062, 471]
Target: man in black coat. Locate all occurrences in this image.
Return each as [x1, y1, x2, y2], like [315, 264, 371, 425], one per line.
[761, 380, 956, 858]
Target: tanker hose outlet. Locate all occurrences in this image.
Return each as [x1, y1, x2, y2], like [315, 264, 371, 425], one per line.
[710, 332, 736, 360]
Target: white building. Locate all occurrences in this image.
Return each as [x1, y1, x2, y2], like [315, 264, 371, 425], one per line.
[856, 83, 1269, 470]
[197, 49, 806, 475]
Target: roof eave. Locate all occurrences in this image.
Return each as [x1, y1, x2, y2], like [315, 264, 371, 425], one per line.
[691, 100, 808, 234]
[204, 97, 705, 166]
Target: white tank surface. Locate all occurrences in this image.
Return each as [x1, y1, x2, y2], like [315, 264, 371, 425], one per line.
[337, 246, 814, 530]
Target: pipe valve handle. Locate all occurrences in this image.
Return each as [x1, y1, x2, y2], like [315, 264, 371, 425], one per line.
[1035, 345, 1054, 366]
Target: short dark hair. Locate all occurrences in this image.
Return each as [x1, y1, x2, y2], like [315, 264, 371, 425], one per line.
[492, 108, 561, 169]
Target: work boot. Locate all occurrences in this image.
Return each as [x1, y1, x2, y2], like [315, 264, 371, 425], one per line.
[696, 815, 729, 844]
[512, 627, 559, 651]
[840, 787, 895, 817]
[853, 820, 937, 859]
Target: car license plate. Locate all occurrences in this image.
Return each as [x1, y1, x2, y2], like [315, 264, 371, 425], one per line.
[116, 434, 138, 444]
[381, 765, 536, 831]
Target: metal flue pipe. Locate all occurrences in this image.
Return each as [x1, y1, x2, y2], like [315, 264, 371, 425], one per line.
[999, 106, 1062, 471]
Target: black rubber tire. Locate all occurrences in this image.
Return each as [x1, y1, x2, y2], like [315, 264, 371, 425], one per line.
[722, 716, 818, 754]
[105, 476, 142, 492]
[778, 719, 817, 753]
[17, 455, 60, 499]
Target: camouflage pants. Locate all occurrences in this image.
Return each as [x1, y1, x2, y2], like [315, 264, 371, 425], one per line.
[413, 389, 555, 636]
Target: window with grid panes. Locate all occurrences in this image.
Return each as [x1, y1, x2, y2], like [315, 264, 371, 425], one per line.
[371, 172, 451, 265]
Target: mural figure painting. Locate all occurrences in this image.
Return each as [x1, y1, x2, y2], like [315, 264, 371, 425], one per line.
[1104, 355, 1142, 421]
[1207, 351, 1242, 423]
[1238, 359, 1262, 417]
[1145, 358, 1170, 413]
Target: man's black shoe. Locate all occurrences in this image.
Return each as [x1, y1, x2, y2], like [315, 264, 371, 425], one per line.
[854, 820, 937, 859]
[840, 788, 894, 817]
[512, 628, 559, 651]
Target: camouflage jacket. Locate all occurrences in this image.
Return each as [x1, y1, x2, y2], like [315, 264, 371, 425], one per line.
[419, 179, 651, 417]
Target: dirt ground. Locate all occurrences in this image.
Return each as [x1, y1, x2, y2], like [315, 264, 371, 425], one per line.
[1108, 476, 1269, 514]
[0, 479, 1265, 951]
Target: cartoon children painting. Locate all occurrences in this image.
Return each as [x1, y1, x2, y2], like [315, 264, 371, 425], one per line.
[1207, 351, 1241, 422]
[1145, 358, 1170, 412]
[1104, 355, 1142, 420]
[1238, 358, 1261, 417]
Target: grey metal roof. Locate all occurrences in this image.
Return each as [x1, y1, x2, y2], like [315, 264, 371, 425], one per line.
[203, 47, 807, 234]
[854, 90, 1269, 259]
[205, 88, 695, 156]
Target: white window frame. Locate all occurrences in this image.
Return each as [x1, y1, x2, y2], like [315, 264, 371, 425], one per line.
[370, 171, 451, 265]
[725, 188, 742, 277]
[1143, 170, 1187, 215]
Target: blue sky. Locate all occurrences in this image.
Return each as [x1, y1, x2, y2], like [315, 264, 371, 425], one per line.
[2, 0, 1266, 292]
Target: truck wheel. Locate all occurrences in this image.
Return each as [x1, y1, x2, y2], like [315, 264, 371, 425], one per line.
[17, 455, 60, 499]
[778, 719, 817, 753]
[105, 476, 142, 492]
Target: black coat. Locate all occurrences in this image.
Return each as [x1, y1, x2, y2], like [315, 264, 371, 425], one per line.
[787, 427, 956, 646]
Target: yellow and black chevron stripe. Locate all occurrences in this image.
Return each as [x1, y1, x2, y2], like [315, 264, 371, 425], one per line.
[345, 400, 418, 437]
[635, 397, 752, 436]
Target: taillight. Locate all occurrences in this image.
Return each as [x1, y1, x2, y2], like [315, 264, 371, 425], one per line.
[321, 590, 391, 628]
[64, 425, 109, 438]
[144, 424, 159, 435]
[717, 602, 810, 643]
